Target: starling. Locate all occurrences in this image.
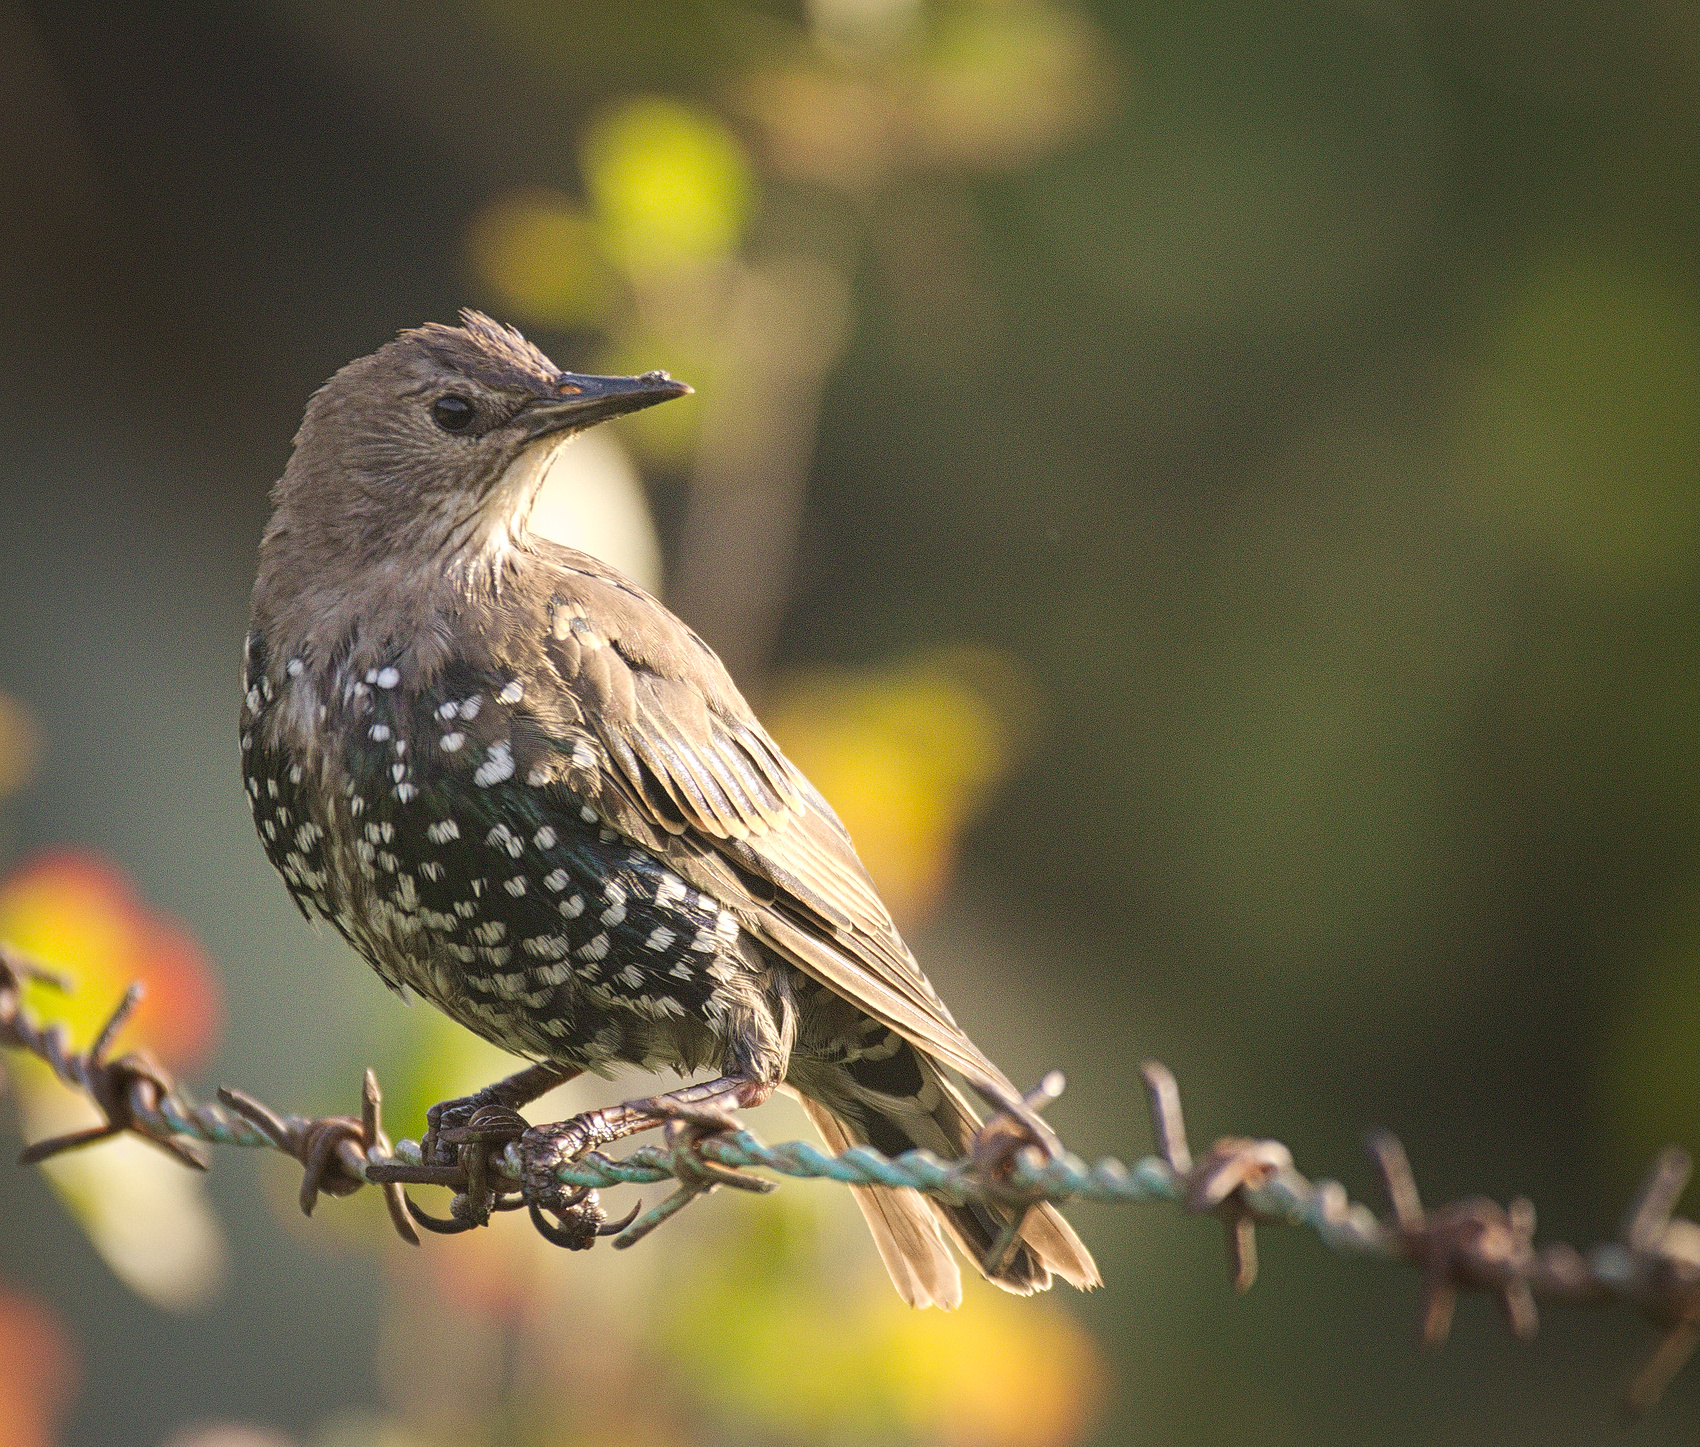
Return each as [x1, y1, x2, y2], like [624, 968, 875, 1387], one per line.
[242, 311, 1099, 1306]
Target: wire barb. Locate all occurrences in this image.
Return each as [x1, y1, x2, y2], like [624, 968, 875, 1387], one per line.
[4, 949, 1700, 1414]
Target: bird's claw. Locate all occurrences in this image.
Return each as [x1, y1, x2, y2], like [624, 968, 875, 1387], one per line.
[605, 1096, 775, 1252]
[970, 1070, 1069, 1178]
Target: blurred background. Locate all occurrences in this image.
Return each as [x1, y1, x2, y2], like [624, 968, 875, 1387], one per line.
[0, 1, 1697, 1442]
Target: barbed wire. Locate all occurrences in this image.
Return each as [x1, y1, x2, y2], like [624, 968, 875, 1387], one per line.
[2, 942, 1697, 1414]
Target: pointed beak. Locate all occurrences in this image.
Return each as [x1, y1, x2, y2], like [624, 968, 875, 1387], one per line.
[518, 370, 692, 437]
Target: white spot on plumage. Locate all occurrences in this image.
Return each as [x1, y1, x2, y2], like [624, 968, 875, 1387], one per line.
[286, 658, 304, 677]
[522, 934, 571, 959]
[369, 724, 390, 741]
[533, 826, 556, 849]
[503, 875, 527, 896]
[376, 667, 400, 689]
[427, 819, 460, 844]
[437, 700, 458, 720]
[486, 824, 522, 857]
[475, 740, 515, 786]
[576, 932, 610, 961]
[617, 965, 645, 990]
[459, 695, 482, 720]
[655, 874, 687, 907]
[498, 681, 523, 705]
[393, 782, 418, 802]
[601, 901, 626, 927]
[580, 805, 598, 823]
[440, 732, 464, 752]
[526, 766, 551, 786]
[571, 741, 597, 771]
[473, 921, 507, 945]
[289, 765, 303, 784]
[559, 894, 585, 918]
[669, 961, 694, 980]
[646, 927, 675, 951]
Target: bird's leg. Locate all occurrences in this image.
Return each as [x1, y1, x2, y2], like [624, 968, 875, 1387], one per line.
[419, 1060, 579, 1168]
[969, 1071, 1069, 1175]
[365, 1061, 580, 1233]
[523, 1073, 772, 1165]
[518, 1074, 776, 1247]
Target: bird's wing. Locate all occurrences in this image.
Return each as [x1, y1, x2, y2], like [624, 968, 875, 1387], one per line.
[520, 545, 1012, 1092]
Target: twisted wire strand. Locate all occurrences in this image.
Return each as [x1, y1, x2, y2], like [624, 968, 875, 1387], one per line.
[3, 946, 1697, 1412]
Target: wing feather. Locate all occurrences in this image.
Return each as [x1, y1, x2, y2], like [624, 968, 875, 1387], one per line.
[531, 542, 1013, 1097]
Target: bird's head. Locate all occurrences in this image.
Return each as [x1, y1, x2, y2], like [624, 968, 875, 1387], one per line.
[265, 310, 689, 579]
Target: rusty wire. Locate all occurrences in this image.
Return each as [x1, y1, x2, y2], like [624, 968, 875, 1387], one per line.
[2, 944, 1697, 1414]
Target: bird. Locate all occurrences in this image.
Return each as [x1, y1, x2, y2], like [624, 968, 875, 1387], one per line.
[241, 310, 1099, 1307]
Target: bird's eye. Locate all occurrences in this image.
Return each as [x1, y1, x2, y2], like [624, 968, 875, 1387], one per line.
[432, 395, 476, 432]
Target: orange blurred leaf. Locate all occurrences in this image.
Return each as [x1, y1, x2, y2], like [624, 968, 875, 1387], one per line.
[0, 1287, 77, 1447]
[0, 851, 222, 1073]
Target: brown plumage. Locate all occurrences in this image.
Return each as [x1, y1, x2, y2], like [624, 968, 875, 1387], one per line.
[244, 311, 1099, 1305]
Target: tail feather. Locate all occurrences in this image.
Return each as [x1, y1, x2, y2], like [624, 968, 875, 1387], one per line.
[798, 1095, 963, 1309]
[789, 1045, 1101, 1306]
[922, 1068, 1101, 1295]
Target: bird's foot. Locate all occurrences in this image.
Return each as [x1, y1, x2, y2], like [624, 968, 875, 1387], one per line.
[417, 1060, 578, 1170]
[965, 1072, 1071, 1277]
[365, 1060, 578, 1234]
[969, 1070, 1070, 1177]
[518, 1077, 776, 1251]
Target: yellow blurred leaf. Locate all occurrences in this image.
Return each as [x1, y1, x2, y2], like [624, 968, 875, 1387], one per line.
[465, 187, 618, 329]
[764, 647, 1035, 922]
[658, 1191, 1103, 1446]
[582, 98, 755, 276]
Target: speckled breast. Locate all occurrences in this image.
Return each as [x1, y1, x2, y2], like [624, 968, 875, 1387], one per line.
[239, 631, 745, 1072]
